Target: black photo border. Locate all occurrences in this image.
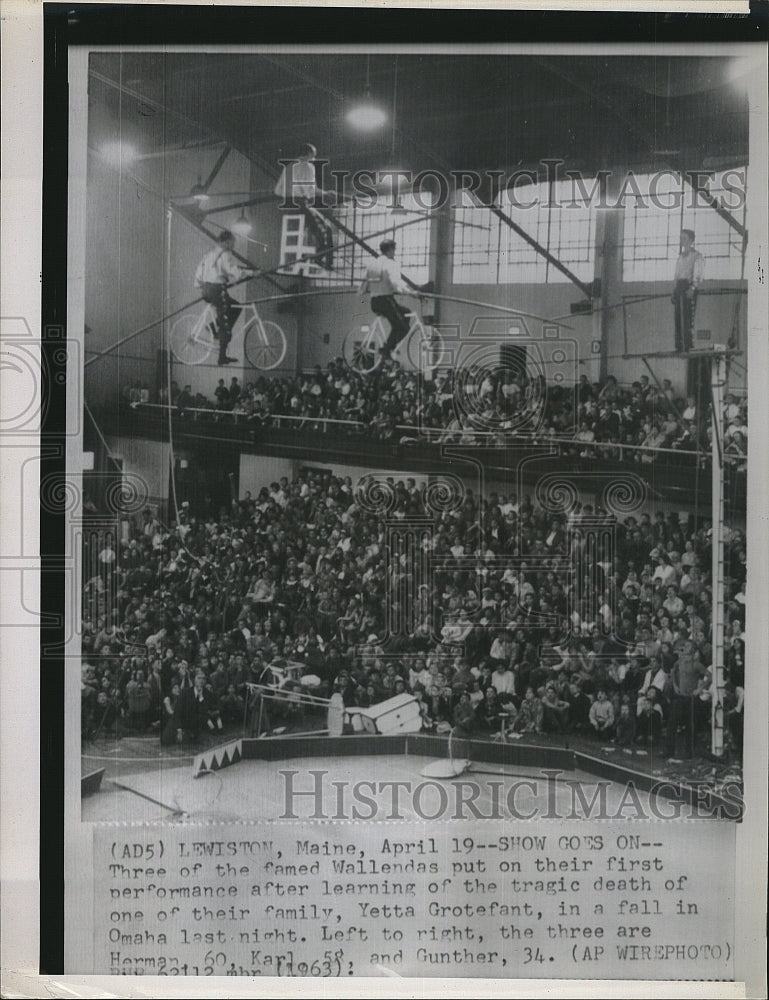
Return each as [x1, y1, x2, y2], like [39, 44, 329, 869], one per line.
[40, 0, 769, 976]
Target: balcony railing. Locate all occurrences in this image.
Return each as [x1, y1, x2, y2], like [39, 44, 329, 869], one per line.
[128, 401, 718, 464]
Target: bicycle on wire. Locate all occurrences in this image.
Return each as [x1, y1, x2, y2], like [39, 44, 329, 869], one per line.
[169, 301, 288, 370]
[342, 306, 446, 375]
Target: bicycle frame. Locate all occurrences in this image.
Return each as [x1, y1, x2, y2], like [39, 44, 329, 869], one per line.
[170, 299, 287, 370]
[344, 304, 444, 374]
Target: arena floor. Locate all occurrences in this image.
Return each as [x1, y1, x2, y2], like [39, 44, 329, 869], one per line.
[82, 721, 743, 825]
[82, 746, 657, 824]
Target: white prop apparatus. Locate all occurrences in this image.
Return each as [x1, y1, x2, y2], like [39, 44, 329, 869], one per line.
[419, 729, 472, 779]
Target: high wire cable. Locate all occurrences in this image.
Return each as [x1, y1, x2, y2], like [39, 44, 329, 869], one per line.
[86, 204, 595, 370]
[84, 209, 444, 369]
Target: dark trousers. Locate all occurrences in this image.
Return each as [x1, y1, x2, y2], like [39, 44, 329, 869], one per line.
[372, 295, 412, 351]
[542, 704, 569, 733]
[672, 280, 697, 352]
[300, 201, 334, 267]
[728, 710, 743, 764]
[201, 283, 241, 361]
[665, 694, 696, 758]
[636, 711, 663, 745]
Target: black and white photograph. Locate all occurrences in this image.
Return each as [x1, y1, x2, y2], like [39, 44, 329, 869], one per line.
[78, 47, 757, 818]
[1, 4, 768, 996]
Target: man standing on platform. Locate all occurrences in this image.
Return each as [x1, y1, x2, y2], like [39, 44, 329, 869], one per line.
[671, 229, 704, 352]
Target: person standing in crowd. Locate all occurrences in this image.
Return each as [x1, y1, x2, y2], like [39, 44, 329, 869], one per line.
[125, 668, 152, 732]
[636, 687, 665, 747]
[194, 230, 255, 366]
[614, 698, 636, 749]
[161, 682, 182, 745]
[176, 670, 221, 743]
[665, 628, 706, 761]
[671, 229, 704, 352]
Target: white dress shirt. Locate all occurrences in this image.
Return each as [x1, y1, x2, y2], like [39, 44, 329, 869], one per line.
[361, 255, 408, 297]
[674, 249, 704, 287]
[195, 247, 246, 287]
[274, 159, 317, 201]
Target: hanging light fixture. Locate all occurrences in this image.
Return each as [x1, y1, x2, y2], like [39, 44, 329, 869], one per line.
[347, 97, 387, 132]
[381, 57, 410, 211]
[190, 94, 210, 205]
[232, 210, 252, 236]
[347, 55, 387, 131]
[190, 176, 209, 205]
[99, 140, 138, 168]
[98, 57, 138, 168]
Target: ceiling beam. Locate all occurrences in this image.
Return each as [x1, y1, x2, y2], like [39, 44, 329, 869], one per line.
[89, 65, 279, 181]
[200, 193, 278, 216]
[681, 171, 748, 241]
[488, 203, 595, 300]
[202, 143, 232, 192]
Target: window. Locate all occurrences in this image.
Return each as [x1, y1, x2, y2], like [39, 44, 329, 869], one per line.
[278, 193, 433, 287]
[451, 190, 500, 284]
[337, 193, 433, 286]
[622, 168, 748, 282]
[452, 180, 597, 284]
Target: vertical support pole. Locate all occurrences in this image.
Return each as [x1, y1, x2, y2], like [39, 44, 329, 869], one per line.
[622, 299, 629, 358]
[164, 205, 179, 524]
[596, 203, 622, 386]
[164, 206, 173, 385]
[710, 351, 726, 757]
[256, 693, 264, 738]
[295, 269, 307, 375]
[242, 685, 250, 738]
[431, 201, 452, 326]
[642, 357, 689, 436]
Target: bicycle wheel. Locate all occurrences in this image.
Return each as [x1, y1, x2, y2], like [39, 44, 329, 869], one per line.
[407, 322, 446, 371]
[170, 313, 214, 365]
[243, 317, 287, 370]
[342, 320, 383, 374]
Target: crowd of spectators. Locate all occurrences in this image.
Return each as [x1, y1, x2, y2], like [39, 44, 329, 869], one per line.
[82, 468, 746, 767]
[123, 363, 747, 469]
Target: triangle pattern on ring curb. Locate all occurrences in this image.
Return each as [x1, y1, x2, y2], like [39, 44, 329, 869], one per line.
[193, 738, 243, 778]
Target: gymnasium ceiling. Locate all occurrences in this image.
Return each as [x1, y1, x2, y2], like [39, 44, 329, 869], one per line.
[88, 51, 754, 183]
